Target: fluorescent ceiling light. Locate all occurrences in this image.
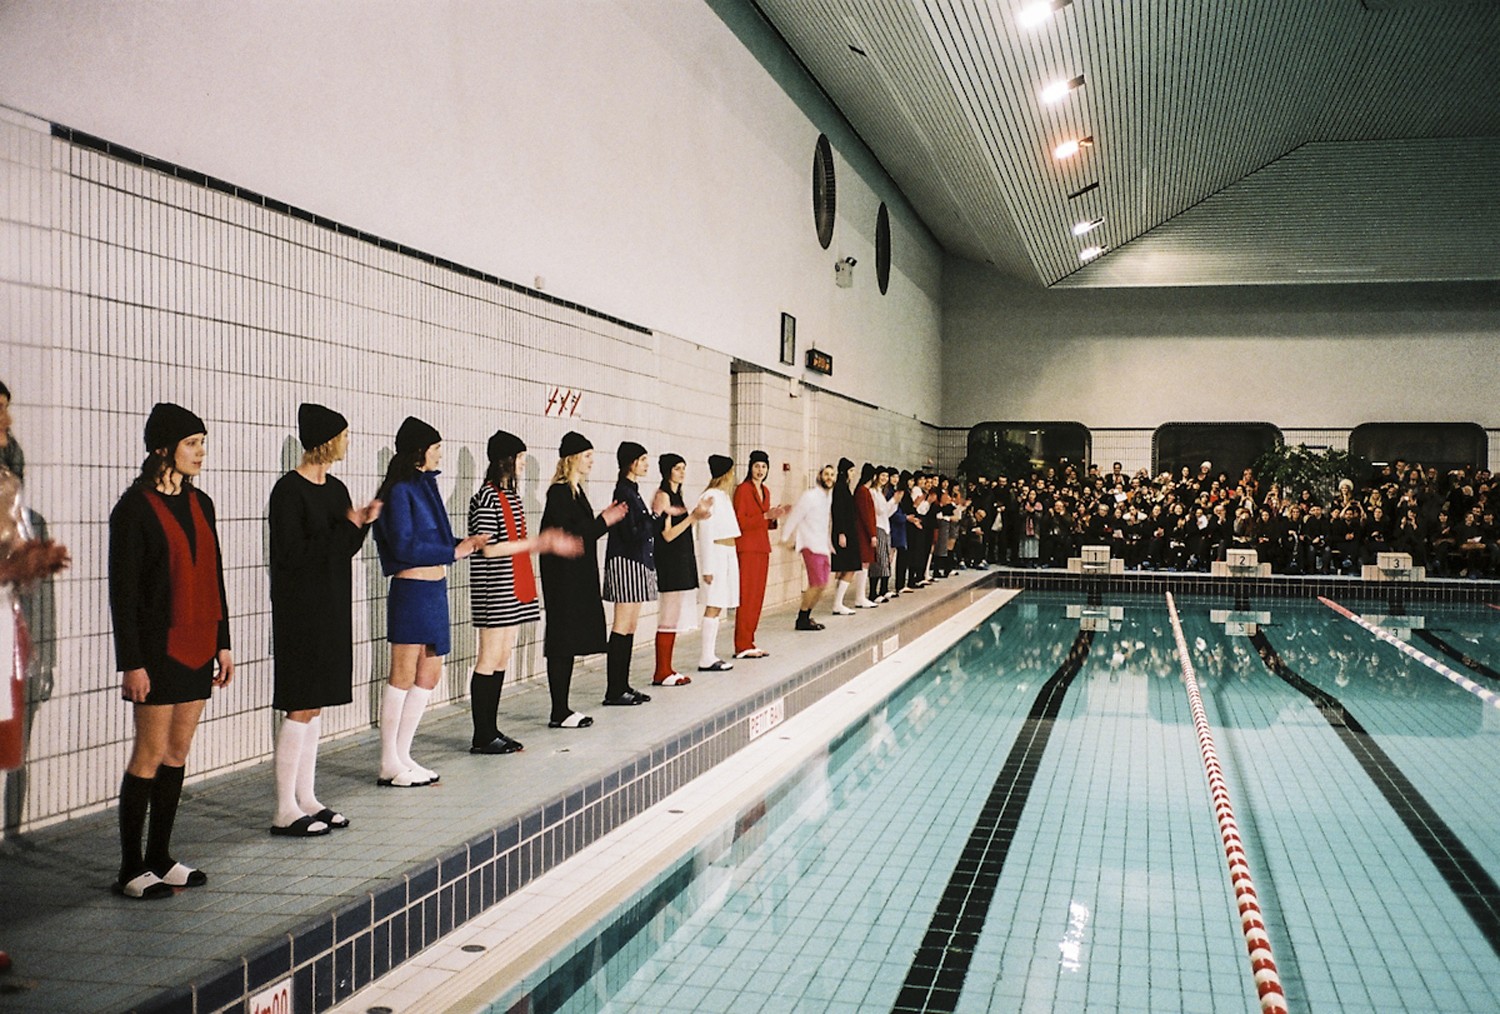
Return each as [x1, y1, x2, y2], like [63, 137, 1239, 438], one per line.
[1072, 218, 1103, 236]
[1079, 245, 1105, 262]
[1040, 75, 1085, 104]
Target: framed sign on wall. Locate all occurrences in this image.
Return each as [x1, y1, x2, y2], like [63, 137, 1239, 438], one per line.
[780, 312, 796, 366]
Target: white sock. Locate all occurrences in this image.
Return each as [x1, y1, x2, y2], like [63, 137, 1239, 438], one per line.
[855, 571, 871, 604]
[699, 616, 720, 667]
[397, 686, 432, 773]
[379, 684, 409, 779]
[274, 718, 310, 827]
[296, 715, 324, 816]
[834, 580, 850, 609]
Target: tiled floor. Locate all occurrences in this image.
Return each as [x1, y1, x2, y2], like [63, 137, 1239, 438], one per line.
[0, 571, 995, 1014]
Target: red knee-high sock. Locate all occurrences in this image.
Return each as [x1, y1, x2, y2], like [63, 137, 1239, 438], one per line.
[653, 631, 676, 681]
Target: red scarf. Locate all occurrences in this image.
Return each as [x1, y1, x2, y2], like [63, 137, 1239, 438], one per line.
[491, 484, 537, 603]
[144, 489, 223, 668]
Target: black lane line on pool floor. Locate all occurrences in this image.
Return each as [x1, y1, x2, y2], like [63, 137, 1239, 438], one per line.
[891, 630, 1094, 1014]
[1414, 630, 1500, 685]
[1250, 631, 1500, 957]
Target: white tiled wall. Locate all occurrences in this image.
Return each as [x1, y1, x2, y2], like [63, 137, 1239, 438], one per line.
[0, 113, 739, 832]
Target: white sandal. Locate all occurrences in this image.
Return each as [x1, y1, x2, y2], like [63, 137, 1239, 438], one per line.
[114, 869, 172, 900]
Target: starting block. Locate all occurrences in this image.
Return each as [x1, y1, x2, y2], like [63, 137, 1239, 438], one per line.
[1362, 552, 1424, 582]
[1068, 545, 1123, 575]
[1212, 548, 1270, 577]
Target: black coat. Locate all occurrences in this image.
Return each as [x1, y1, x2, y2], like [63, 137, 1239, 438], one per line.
[268, 471, 370, 710]
[540, 482, 609, 658]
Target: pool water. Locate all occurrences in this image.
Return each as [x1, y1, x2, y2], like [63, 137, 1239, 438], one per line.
[490, 591, 1500, 1014]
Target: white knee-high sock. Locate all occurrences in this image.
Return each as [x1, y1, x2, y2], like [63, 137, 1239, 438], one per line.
[397, 686, 432, 773]
[854, 570, 871, 605]
[834, 579, 851, 609]
[296, 715, 324, 816]
[379, 684, 409, 779]
[274, 718, 311, 827]
[699, 616, 720, 667]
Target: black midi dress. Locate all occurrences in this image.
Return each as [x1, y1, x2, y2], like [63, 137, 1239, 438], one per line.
[539, 481, 609, 659]
[830, 481, 861, 572]
[268, 471, 370, 710]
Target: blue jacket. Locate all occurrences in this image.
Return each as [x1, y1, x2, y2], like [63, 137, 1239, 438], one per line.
[374, 471, 458, 576]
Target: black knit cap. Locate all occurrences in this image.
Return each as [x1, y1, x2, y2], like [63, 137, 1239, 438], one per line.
[659, 452, 685, 475]
[837, 457, 854, 475]
[559, 430, 592, 457]
[298, 403, 347, 451]
[144, 402, 206, 451]
[395, 416, 441, 454]
[708, 454, 734, 478]
[860, 462, 876, 484]
[487, 429, 526, 463]
[749, 449, 769, 465]
[617, 440, 648, 469]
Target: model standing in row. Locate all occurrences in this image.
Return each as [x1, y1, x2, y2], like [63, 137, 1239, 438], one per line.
[829, 458, 860, 615]
[783, 464, 835, 630]
[733, 450, 784, 659]
[695, 455, 740, 672]
[600, 441, 656, 707]
[267, 404, 381, 834]
[109, 404, 232, 898]
[468, 430, 582, 753]
[651, 454, 709, 685]
[373, 417, 488, 787]
[540, 432, 626, 728]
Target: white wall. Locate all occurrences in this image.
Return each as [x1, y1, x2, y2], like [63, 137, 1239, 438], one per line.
[942, 257, 1500, 431]
[0, 0, 943, 419]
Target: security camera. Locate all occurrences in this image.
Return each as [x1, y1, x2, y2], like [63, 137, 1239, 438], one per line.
[842, 256, 857, 266]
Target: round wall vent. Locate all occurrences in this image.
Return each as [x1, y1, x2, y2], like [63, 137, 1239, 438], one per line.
[876, 203, 891, 294]
[812, 135, 836, 250]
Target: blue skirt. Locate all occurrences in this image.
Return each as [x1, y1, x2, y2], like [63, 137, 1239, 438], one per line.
[388, 577, 451, 655]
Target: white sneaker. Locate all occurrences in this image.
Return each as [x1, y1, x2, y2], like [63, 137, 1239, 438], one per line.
[855, 599, 877, 608]
[831, 605, 855, 615]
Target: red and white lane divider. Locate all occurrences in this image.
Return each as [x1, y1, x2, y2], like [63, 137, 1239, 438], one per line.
[1165, 593, 1289, 1014]
[1320, 597, 1500, 711]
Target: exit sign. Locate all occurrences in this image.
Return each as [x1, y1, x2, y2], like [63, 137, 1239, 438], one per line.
[804, 348, 833, 376]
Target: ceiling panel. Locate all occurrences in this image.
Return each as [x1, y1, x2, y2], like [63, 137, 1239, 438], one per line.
[752, 0, 1500, 287]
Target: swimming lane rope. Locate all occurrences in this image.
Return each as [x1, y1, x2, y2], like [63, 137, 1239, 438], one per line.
[1164, 592, 1289, 1014]
[1320, 597, 1500, 711]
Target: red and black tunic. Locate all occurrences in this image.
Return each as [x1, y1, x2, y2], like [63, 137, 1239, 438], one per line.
[109, 486, 230, 704]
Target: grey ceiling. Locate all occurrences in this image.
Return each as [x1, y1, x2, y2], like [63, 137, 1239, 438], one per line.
[752, 0, 1500, 287]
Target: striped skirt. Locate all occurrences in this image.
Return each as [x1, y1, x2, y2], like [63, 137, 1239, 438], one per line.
[602, 556, 658, 603]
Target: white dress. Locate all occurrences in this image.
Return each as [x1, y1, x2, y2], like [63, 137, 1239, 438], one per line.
[695, 487, 741, 610]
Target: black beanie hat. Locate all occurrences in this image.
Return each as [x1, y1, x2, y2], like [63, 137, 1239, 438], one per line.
[749, 449, 769, 466]
[659, 452, 685, 475]
[708, 454, 734, 478]
[837, 457, 854, 475]
[395, 416, 441, 454]
[487, 429, 526, 463]
[144, 402, 206, 451]
[617, 440, 647, 469]
[559, 431, 592, 457]
[860, 462, 876, 484]
[298, 403, 347, 451]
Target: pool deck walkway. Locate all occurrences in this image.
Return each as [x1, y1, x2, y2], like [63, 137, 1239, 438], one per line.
[0, 570, 998, 1014]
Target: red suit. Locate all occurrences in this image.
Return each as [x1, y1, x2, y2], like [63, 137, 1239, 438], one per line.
[854, 485, 877, 566]
[733, 480, 774, 654]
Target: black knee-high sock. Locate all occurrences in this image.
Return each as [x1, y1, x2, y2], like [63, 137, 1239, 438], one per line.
[144, 764, 185, 871]
[470, 670, 500, 746]
[606, 632, 631, 698]
[119, 772, 154, 878]
[547, 655, 574, 723]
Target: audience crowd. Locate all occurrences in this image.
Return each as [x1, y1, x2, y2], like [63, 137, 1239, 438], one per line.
[900, 458, 1498, 578]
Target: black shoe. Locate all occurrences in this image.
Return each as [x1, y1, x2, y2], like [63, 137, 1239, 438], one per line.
[625, 685, 652, 703]
[602, 689, 648, 706]
[795, 617, 825, 631]
[470, 734, 524, 754]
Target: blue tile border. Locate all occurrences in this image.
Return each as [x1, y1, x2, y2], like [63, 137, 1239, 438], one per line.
[128, 575, 996, 1014]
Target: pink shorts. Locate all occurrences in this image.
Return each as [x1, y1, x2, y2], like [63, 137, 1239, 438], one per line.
[801, 549, 831, 588]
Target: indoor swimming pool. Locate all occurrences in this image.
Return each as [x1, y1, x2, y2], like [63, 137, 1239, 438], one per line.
[481, 590, 1500, 1014]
